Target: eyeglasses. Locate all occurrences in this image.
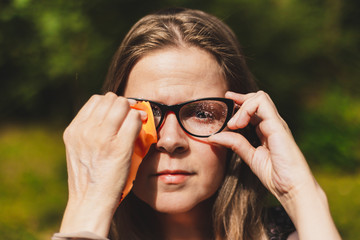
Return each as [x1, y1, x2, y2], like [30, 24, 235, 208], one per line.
[128, 97, 235, 137]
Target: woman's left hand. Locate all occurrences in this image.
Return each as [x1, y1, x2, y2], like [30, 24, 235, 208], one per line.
[208, 91, 316, 201]
[209, 91, 342, 239]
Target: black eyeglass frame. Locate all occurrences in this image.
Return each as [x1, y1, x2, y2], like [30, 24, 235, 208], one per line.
[128, 97, 235, 138]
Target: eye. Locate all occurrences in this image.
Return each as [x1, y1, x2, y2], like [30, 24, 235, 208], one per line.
[181, 102, 219, 122]
[195, 111, 213, 119]
[150, 104, 161, 117]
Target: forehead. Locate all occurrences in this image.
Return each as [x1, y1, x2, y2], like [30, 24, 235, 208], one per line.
[124, 47, 228, 103]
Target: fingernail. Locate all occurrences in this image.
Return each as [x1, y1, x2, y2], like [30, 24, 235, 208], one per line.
[227, 117, 235, 126]
[225, 91, 235, 97]
[208, 134, 225, 147]
[138, 110, 148, 122]
[127, 99, 137, 106]
[207, 134, 218, 143]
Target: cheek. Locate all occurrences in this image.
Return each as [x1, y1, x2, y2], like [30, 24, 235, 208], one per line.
[199, 144, 228, 188]
[202, 141, 228, 167]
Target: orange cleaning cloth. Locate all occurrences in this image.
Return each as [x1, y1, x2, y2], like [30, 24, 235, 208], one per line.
[120, 101, 157, 202]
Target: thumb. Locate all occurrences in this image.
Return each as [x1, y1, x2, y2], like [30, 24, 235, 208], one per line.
[208, 131, 271, 180]
[208, 131, 255, 165]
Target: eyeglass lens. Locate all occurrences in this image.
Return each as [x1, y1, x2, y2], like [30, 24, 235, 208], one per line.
[150, 100, 229, 136]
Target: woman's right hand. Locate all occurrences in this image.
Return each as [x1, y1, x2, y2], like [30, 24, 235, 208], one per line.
[59, 92, 145, 237]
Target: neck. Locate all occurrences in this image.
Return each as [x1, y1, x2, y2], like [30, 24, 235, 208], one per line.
[156, 198, 214, 240]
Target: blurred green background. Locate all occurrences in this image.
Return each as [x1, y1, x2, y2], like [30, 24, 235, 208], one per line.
[0, 0, 359, 239]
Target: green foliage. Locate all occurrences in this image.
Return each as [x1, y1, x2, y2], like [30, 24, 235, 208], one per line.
[298, 88, 360, 171]
[1, 0, 359, 122]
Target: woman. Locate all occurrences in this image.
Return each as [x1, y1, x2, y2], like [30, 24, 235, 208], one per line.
[53, 8, 341, 240]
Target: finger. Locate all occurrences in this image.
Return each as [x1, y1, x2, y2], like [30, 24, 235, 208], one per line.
[71, 94, 102, 125]
[229, 107, 262, 129]
[226, 91, 257, 129]
[127, 98, 137, 106]
[101, 97, 132, 134]
[208, 131, 255, 166]
[208, 131, 271, 183]
[137, 110, 148, 122]
[225, 91, 256, 105]
[88, 92, 118, 125]
[116, 109, 143, 147]
[227, 91, 279, 129]
[127, 99, 148, 122]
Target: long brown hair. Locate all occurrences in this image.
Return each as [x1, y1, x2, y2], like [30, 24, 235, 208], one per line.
[103, 8, 267, 240]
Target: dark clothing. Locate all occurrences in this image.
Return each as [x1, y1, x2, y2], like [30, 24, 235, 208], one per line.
[265, 206, 296, 240]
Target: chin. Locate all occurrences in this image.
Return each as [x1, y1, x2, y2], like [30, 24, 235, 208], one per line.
[153, 201, 197, 214]
[135, 190, 215, 215]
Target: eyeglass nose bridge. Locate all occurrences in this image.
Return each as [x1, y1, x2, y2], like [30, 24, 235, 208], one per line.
[154, 104, 184, 131]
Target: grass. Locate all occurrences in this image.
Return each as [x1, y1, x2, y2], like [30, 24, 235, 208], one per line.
[0, 123, 358, 239]
[314, 171, 360, 239]
[0, 124, 68, 240]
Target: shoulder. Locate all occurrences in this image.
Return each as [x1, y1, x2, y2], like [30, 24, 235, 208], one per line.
[263, 206, 296, 240]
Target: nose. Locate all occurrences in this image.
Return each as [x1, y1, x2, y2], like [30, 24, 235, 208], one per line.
[156, 112, 189, 154]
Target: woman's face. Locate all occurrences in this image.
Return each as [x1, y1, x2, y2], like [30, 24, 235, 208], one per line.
[124, 47, 228, 214]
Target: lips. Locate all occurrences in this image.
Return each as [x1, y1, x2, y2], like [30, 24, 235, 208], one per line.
[155, 170, 194, 184]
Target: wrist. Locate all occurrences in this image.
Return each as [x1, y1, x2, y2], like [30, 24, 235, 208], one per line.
[278, 175, 325, 208]
[60, 196, 118, 238]
[279, 179, 341, 239]
[279, 179, 326, 217]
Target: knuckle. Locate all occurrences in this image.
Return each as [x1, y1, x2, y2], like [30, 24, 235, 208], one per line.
[87, 94, 102, 106]
[104, 91, 117, 99]
[116, 96, 131, 109]
[256, 90, 269, 99]
[90, 94, 101, 101]
[63, 127, 71, 142]
[63, 125, 78, 143]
